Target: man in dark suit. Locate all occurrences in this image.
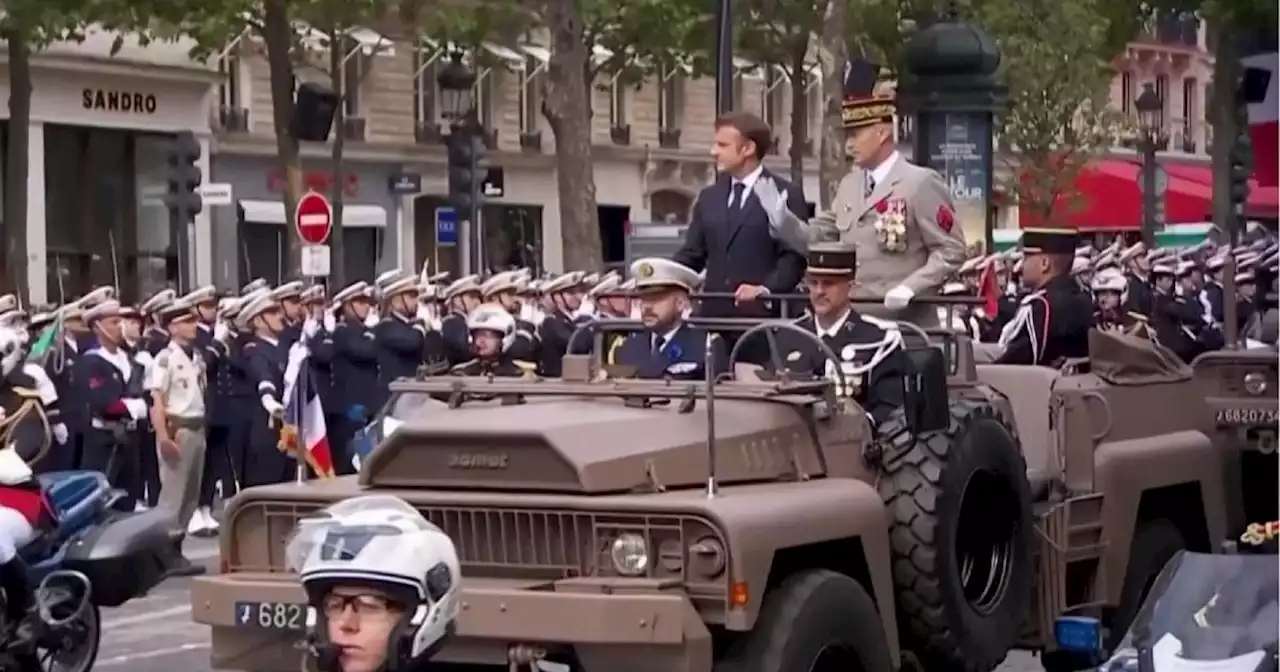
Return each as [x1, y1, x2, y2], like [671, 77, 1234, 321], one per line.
[672, 111, 806, 318]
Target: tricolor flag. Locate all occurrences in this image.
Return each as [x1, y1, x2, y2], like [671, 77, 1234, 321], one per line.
[1242, 52, 1278, 187]
[279, 343, 335, 479]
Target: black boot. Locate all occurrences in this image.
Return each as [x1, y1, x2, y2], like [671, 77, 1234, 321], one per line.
[164, 538, 206, 578]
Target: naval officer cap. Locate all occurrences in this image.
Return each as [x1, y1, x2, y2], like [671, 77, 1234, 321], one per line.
[1020, 228, 1080, 256]
[629, 258, 700, 293]
[84, 299, 123, 323]
[241, 278, 269, 295]
[139, 288, 177, 315]
[270, 280, 305, 301]
[301, 285, 326, 304]
[442, 274, 482, 301]
[806, 241, 858, 276]
[380, 272, 420, 299]
[181, 285, 218, 307]
[332, 281, 374, 305]
[480, 271, 521, 298]
[158, 297, 196, 326]
[541, 271, 586, 295]
[29, 307, 55, 331]
[841, 56, 895, 130]
[0, 295, 17, 316]
[237, 292, 279, 326]
[374, 269, 403, 292]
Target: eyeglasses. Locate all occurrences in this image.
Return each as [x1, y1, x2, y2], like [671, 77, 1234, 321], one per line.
[322, 593, 398, 619]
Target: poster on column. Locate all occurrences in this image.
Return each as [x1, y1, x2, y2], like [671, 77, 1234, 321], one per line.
[924, 113, 993, 245]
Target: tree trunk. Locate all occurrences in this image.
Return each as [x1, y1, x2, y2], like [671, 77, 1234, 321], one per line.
[540, 0, 601, 272]
[263, 0, 304, 281]
[816, 0, 847, 209]
[4, 33, 31, 299]
[328, 28, 346, 289]
[787, 44, 807, 192]
[1209, 22, 1239, 233]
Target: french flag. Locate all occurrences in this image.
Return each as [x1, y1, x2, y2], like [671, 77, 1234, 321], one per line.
[1242, 52, 1278, 187]
[280, 343, 335, 479]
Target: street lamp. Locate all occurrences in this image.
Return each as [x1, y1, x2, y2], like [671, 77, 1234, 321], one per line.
[1134, 83, 1163, 245]
[436, 52, 476, 121]
[898, 4, 1007, 251]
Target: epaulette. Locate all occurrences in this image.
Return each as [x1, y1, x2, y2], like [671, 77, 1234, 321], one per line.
[1127, 312, 1148, 322]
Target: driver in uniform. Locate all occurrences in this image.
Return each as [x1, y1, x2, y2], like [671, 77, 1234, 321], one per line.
[448, 304, 538, 378]
[770, 241, 907, 427]
[995, 229, 1093, 366]
[615, 258, 726, 381]
[1091, 267, 1155, 340]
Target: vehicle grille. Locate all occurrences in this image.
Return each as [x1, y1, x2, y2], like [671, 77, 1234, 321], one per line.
[226, 501, 720, 583]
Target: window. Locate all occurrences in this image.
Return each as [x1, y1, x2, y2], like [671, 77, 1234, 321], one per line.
[1182, 77, 1196, 123]
[658, 67, 682, 132]
[475, 75, 496, 129]
[608, 78, 627, 128]
[412, 48, 438, 125]
[518, 55, 541, 134]
[342, 43, 364, 117]
[218, 54, 244, 109]
[762, 68, 783, 130]
[1121, 71, 1133, 114]
[1155, 74, 1169, 129]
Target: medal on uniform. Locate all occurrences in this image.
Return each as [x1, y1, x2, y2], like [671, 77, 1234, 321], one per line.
[841, 344, 857, 361]
[786, 350, 802, 362]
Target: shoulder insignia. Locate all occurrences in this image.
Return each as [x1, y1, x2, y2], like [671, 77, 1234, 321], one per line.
[11, 387, 38, 399]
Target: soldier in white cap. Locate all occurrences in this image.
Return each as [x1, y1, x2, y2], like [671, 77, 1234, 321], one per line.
[374, 271, 444, 402]
[144, 296, 208, 576]
[438, 275, 483, 365]
[535, 272, 590, 377]
[615, 259, 725, 380]
[139, 288, 178, 357]
[478, 271, 539, 362]
[268, 281, 307, 347]
[73, 299, 150, 507]
[328, 282, 379, 476]
[1118, 242, 1154, 315]
[237, 291, 293, 486]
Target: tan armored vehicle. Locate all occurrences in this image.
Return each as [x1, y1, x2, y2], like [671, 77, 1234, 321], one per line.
[191, 323, 1227, 672]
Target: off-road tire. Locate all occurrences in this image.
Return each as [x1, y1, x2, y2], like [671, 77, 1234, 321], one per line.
[714, 569, 894, 672]
[875, 399, 1035, 672]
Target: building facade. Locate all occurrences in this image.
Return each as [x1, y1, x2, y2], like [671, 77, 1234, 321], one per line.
[0, 31, 219, 303]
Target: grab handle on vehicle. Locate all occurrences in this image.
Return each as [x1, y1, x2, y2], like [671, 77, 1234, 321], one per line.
[1079, 391, 1113, 442]
[35, 569, 92, 629]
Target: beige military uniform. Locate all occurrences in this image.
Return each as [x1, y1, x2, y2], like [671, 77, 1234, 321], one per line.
[144, 342, 208, 536]
[778, 155, 967, 326]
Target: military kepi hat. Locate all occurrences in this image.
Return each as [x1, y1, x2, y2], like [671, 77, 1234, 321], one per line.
[807, 241, 857, 276]
[1021, 228, 1080, 255]
[842, 57, 895, 130]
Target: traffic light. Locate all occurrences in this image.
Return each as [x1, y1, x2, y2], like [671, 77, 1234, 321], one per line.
[1229, 128, 1252, 227]
[446, 127, 487, 214]
[164, 131, 203, 220]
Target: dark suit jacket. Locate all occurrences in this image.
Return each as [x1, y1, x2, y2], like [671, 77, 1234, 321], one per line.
[672, 169, 807, 317]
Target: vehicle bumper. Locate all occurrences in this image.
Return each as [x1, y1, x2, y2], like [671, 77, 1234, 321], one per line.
[190, 573, 714, 672]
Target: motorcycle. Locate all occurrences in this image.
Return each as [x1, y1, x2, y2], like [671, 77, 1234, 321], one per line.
[1095, 550, 1278, 672]
[0, 470, 174, 672]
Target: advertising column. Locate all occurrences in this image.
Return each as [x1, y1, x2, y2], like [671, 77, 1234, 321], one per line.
[919, 114, 993, 249]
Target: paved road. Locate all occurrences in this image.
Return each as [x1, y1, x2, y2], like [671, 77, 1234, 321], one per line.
[98, 536, 1049, 671]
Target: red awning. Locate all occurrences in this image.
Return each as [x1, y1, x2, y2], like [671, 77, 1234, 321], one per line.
[1159, 161, 1279, 220]
[1019, 159, 1213, 231]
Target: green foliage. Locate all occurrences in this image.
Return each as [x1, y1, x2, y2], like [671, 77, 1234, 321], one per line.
[975, 0, 1124, 224]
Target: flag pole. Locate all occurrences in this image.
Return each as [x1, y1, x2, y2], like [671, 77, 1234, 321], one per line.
[294, 349, 307, 485]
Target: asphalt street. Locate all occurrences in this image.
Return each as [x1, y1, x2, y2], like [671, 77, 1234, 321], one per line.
[101, 536, 1050, 671]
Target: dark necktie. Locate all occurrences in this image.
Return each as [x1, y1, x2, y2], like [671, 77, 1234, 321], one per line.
[731, 182, 746, 216]
[652, 335, 665, 355]
[864, 173, 875, 198]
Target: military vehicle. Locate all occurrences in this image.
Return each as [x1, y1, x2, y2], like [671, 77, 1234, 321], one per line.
[190, 316, 1227, 672]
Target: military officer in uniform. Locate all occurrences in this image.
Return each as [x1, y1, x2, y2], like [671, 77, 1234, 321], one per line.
[330, 282, 379, 475]
[74, 300, 149, 509]
[144, 297, 207, 577]
[569, 272, 630, 364]
[375, 271, 443, 399]
[439, 275, 483, 365]
[449, 304, 539, 377]
[272, 281, 306, 347]
[757, 58, 966, 326]
[140, 289, 176, 357]
[995, 229, 1094, 366]
[771, 241, 907, 426]
[616, 259, 726, 380]
[536, 272, 589, 377]
[1091, 267, 1155, 340]
[1119, 242, 1154, 315]
[237, 292, 292, 487]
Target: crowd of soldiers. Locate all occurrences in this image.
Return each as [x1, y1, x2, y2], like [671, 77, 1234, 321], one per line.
[934, 233, 1280, 361]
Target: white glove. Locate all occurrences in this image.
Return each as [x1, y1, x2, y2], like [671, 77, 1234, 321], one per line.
[260, 394, 284, 416]
[214, 321, 229, 343]
[363, 312, 379, 328]
[303, 317, 319, 338]
[323, 311, 337, 333]
[885, 285, 915, 310]
[573, 300, 596, 319]
[752, 176, 790, 224]
[52, 423, 68, 445]
[416, 304, 431, 322]
[122, 398, 148, 421]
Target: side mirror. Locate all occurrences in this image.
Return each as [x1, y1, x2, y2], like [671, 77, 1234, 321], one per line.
[902, 346, 949, 434]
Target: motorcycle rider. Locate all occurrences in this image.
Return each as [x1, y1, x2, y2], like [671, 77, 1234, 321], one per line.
[448, 304, 538, 377]
[1091, 267, 1155, 340]
[286, 494, 461, 672]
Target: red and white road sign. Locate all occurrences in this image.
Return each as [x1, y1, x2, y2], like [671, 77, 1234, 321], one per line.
[295, 191, 333, 245]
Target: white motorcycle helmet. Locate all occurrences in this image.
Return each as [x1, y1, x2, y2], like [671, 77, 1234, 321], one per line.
[1091, 267, 1129, 304]
[286, 495, 462, 670]
[466, 303, 517, 352]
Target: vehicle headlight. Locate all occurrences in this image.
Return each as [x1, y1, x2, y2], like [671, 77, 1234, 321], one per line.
[610, 533, 649, 576]
[1244, 373, 1268, 396]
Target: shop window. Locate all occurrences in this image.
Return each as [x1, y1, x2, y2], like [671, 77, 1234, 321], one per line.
[480, 204, 542, 274]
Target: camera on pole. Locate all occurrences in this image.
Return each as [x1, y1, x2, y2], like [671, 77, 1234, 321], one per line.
[164, 131, 203, 221]
[446, 125, 487, 214]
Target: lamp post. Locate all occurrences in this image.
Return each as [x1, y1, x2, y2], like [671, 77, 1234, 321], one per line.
[437, 53, 488, 273]
[897, 5, 1006, 252]
[1134, 83, 1163, 246]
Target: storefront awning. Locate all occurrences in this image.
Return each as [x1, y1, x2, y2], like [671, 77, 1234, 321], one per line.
[239, 200, 387, 227]
[1018, 159, 1212, 231]
[1150, 162, 1279, 220]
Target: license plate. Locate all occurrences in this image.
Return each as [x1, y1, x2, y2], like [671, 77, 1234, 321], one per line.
[234, 601, 307, 630]
[1216, 408, 1279, 426]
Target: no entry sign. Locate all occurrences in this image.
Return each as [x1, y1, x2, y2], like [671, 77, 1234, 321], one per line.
[295, 191, 333, 245]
